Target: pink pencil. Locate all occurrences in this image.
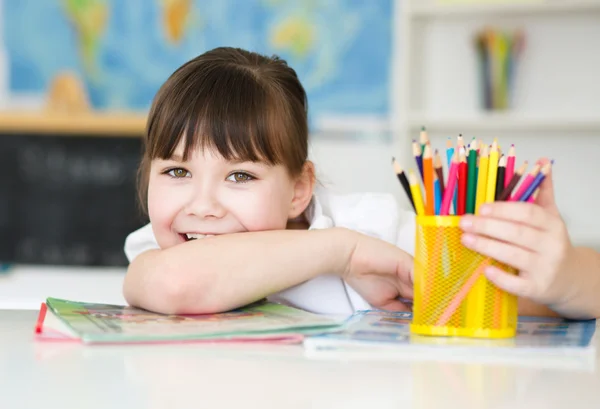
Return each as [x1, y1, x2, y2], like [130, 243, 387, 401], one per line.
[436, 259, 491, 326]
[504, 145, 515, 188]
[440, 151, 459, 215]
[509, 164, 540, 202]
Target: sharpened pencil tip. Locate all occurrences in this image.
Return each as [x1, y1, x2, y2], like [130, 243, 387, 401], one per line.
[421, 126, 426, 131]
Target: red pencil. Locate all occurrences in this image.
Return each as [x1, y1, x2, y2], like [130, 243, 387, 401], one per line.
[457, 148, 467, 215]
[505, 144, 516, 188]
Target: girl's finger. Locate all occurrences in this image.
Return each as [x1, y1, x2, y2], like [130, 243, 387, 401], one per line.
[460, 216, 545, 253]
[461, 233, 539, 272]
[477, 201, 553, 230]
[484, 266, 534, 299]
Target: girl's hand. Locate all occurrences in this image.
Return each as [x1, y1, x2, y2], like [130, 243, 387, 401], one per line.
[341, 230, 414, 311]
[459, 164, 576, 307]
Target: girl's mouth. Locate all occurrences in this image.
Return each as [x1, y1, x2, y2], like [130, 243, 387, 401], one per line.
[182, 233, 215, 241]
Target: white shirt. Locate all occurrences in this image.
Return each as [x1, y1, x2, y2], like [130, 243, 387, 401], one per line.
[124, 188, 416, 316]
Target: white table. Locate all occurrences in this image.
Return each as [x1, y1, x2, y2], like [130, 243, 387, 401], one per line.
[1, 310, 600, 409]
[0, 265, 127, 309]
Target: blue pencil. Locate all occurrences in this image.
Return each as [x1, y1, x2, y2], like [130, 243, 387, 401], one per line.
[434, 176, 442, 215]
[413, 140, 424, 182]
[446, 138, 454, 169]
[520, 161, 552, 202]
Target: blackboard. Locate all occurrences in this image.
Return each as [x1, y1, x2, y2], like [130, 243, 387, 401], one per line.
[0, 133, 148, 266]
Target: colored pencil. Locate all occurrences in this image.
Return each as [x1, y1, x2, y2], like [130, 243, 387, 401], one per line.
[485, 139, 500, 203]
[520, 162, 552, 202]
[437, 259, 491, 326]
[420, 126, 429, 155]
[446, 138, 454, 170]
[457, 148, 467, 215]
[505, 144, 516, 188]
[475, 144, 489, 214]
[454, 135, 464, 211]
[413, 140, 424, 181]
[392, 157, 415, 212]
[408, 170, 426, 216]
[423, 144, 434, 215]
[527, 188, 539, 203]
[510, 164, 541, 202]
[498, 161, 528, 201]
[434, 149, 445, 197]
[440, 150, 459, 216]
[434, 173, 442, 215]
[495, 155, 506, 200]
[466, 139, 478, 214]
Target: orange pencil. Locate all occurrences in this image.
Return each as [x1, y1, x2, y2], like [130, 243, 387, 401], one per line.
[423, 144, 434, 215]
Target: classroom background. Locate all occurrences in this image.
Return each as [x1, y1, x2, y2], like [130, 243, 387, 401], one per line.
[0, 0, 599, 309]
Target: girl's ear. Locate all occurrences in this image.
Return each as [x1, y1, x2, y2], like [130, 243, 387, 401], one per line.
[289, 161, 316, 219]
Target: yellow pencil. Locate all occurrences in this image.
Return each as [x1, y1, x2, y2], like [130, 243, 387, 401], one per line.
[408, 170, 425, 216]
[475, 144, 489, 214]
[485, 139, 500, 203]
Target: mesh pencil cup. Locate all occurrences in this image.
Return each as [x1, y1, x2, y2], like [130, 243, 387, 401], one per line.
[410, 216, 518, 339]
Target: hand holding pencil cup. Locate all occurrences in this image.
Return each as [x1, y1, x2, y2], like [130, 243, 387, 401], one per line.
[393, 129, 552, 339]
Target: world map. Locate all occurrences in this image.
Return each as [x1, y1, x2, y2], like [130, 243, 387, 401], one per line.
[4, 0, 393, 127]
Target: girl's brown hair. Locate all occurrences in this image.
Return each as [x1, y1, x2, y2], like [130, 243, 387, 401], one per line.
[137, 47, 309, 213]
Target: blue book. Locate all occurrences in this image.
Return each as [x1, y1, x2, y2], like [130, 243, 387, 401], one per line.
[304, 310, 596, 371]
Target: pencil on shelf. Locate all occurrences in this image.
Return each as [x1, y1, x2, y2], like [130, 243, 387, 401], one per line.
[520, 161, 552, 202]
[505, 144, 516, 188]
[498, 161, 528, 201]
[466, 139, 478, 214]
[392, 157, 416, 212]
[475, 144, 489, 214]
[510, 163, 541, 202]
[495, 155, 507, 200]
[408, 170, 426, 216]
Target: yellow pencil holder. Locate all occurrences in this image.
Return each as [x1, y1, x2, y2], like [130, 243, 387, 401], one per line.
[410, 216, 518, 339]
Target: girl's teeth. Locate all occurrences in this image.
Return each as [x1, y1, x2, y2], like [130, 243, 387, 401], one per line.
[185, 234, 215, 240]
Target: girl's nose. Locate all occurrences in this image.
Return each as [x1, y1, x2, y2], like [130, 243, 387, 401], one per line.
[184, 188, 226, 220]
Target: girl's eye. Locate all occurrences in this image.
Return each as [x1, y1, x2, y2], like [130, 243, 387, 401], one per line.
[166, 168, 190, 178]
[226, 172, 254, 183]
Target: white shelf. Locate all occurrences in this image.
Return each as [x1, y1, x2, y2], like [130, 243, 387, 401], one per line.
[406, 113, 600, 132]
[410, 1, 600, 18]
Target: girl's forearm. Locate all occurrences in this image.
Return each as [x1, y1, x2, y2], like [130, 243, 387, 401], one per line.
[551, 247, 600, 319]
[123, 228, 355, 314]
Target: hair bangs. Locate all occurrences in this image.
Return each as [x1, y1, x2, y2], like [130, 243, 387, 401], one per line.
[146, 64, 289, 167]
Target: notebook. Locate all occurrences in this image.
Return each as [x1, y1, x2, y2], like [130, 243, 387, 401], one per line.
[35, 297, 345, 344]
[304, 310, 597, 371]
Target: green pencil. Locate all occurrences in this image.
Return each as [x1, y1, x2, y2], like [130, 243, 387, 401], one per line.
[465, 139, 478, 214]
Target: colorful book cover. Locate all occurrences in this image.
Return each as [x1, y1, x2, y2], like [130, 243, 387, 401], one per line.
[304, 310, 597, 370]
[37, 297, 344, 344]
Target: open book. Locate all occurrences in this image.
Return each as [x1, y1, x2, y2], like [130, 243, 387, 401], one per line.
[35, 297, 344, 344]
[304, 310, 597, 371]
